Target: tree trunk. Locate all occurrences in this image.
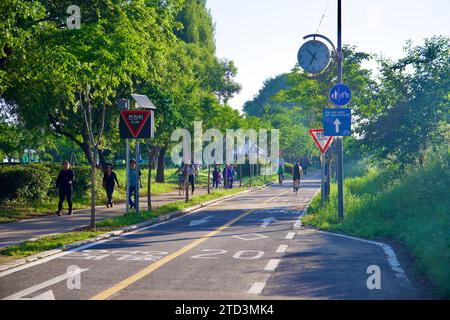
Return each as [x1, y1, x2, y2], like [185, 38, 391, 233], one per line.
[155, 146, 166, 183]
[239, 164, 242, 188]
[207, 165, 211, 194]
[90, 149, 97, 230]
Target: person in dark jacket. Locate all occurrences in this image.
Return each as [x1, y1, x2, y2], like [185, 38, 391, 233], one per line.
[222, 164, 231, 189]
[212, 164, 220, 189]
[103, 164, 120, 208]
[56, 160, 75, 216]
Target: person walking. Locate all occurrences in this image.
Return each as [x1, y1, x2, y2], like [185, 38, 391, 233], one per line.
[103, 164, 119, 208]
[222, 164, 230, 189]
[188, 162, 197, 195]
[212, 164, 220, 189]
[229, 165, 236, 189]
[128, 159, 142, 209]
[56, 160, 75, 216]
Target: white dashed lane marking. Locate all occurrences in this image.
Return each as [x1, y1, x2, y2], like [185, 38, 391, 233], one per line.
[247, 282, 266, 294]
[285, 232, 295, 240]
[276, 245, 288, 253]
[264, 259, 281, 271]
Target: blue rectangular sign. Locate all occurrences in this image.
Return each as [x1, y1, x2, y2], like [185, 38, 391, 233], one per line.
[323, 108, 352, 136]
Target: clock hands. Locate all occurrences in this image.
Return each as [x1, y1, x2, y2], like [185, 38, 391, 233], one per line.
[309, 53, 318, 66]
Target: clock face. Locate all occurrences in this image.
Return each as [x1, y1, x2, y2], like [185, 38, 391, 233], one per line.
[297, 40, 331, 74]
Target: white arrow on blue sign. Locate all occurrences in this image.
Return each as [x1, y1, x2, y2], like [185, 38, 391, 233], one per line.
[323, 108, 352, 136]
[329, 84, 352, 106]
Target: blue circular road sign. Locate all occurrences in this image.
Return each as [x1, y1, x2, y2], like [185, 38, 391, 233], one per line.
[329, 84, 352, 106]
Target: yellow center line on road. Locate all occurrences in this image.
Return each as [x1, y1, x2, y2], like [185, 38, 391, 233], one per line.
[89, 190, 285, 300]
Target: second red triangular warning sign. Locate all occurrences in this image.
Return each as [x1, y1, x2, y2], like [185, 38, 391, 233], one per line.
[309, 129, 333, 154]
[120, 110, 151, 139]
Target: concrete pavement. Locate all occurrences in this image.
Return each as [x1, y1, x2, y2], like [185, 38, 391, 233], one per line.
[0, 173, 430, 300]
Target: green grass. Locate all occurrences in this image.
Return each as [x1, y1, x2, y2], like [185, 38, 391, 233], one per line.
[303, 160, 450, 298]
[0, 186, 256, 259]
[0, 230, 104, 257]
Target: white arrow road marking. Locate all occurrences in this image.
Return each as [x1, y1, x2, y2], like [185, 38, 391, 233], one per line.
[260, 217, 277, 228]
[333, 118, 341, 133]
[2, 268, 88, 300]
[189, 215, 213, 227]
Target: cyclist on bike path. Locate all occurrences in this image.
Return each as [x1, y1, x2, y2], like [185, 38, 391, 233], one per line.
[292, 161, 303, 192]
[277, 164, 284, 184]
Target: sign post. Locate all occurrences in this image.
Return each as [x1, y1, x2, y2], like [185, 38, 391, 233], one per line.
[336, 0, 345, 222]
[119, 96, 155, 216]
[135, 140, 140, 213]
[310, 129, 333, 207]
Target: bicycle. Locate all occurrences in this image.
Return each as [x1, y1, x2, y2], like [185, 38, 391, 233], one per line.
[178, 174, 186, 195]
[278, 173, 284, 186]
[293, 179, 300, 196]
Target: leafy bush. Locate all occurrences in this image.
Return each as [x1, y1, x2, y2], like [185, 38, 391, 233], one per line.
[0, 164, 104, 204]
[0, 165, 52, 203]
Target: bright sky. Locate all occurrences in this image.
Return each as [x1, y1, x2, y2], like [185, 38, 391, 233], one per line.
[206, 0, 450, 111]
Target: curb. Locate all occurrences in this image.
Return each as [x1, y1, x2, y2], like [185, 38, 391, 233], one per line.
[0, 183, 272, 272]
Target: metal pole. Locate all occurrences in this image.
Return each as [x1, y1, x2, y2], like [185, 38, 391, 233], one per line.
[185, 163, 189, 203]
[125, 100, 130, 215]
[239, 164, 242, 188]
[321, 153, 325, 208]
[207, 164, 211, 194]
[135, 140, 140, 214]
[336, 0, 344, 222]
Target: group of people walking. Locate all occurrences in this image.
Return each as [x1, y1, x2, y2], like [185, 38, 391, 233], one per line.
[54, 157, 312, 215]
[55, 159, 141, 216]
[212, 164, 236, 189]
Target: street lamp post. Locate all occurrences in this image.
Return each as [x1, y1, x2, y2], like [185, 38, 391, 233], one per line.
[336, 0, 344, 222]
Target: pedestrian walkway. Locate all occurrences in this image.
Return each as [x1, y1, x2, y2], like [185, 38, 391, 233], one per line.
[0, 187, 210, 249]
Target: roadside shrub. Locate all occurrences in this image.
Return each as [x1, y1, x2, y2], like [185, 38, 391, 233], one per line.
[0, 165, 52, 203]
[0, 164, 105, 204]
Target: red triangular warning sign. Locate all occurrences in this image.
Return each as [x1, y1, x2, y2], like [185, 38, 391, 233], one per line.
[309, 129, 333, 154]
[120, 110, 151, 138]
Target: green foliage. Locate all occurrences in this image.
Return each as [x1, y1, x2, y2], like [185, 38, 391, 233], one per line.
[243, 74, 294, 117]
[304, 157, 450, 297]
[360, 36, 450, 171]
[0, 164, 103, 205]
[0, 165, 52, 203]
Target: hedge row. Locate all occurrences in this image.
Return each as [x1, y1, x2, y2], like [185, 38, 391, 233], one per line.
[0, 164, 103, 204]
